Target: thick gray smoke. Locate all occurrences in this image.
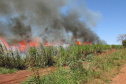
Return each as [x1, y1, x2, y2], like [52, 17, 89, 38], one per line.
[0, 0, 101, 44]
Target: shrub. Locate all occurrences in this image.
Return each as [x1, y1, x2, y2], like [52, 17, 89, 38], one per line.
[0, 67, 17, 74]
[29, 46, 55, 68]
[122, 40, 126, 47]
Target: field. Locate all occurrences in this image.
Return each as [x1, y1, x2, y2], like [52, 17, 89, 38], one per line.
[0, 43, 125, 84]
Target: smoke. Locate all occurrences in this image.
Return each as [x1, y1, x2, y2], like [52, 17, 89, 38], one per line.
[0, 0, 101, 44]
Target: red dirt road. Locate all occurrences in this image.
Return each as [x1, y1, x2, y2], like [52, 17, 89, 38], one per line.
[111, 64, 126, 84]
[0, 67, 56, 84]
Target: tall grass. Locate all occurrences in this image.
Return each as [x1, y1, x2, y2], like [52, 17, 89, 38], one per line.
[0, 43, 125, 83]
[0, 43, 122, 70]
[0, 44, 27, 69]
[24, 48, 126, 84]
[0, 67, 17, 74]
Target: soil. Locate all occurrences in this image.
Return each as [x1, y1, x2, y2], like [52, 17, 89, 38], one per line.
[97, 49, 116, 56]
[0, 67, 57, 84]
[111, 64, 126, 84]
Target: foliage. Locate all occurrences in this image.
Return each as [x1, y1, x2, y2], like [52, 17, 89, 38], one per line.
[0, 43, 123, 70]
[111, 45, 123, 49]
[122, 40, 126, 47]
[0, 50, 27, 69]
[24, 48, 126, 84]
[117, 34, 126, 47]
[0, 67, 17, 74]
[29, 45, 55, 68]
[0, 42, 125, 83]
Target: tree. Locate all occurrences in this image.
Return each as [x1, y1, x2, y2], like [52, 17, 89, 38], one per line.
[117, 34, 126, 47]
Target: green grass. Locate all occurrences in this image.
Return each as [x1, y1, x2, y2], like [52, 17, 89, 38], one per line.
[0, 43, 125, 83]
[86, 49, 126, 84]
[0, 67, 17, 74]
[24, 48, 126, 84]
[0, 44, 115, 70]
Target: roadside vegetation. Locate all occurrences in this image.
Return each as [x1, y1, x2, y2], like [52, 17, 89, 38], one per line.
[23, 48, 126, 84]
[0, 67, 17, 74]
[0, 43, 125, 84]
[0, 43, 123, 70]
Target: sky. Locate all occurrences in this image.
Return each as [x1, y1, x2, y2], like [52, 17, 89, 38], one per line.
[84, 0, 126, 45]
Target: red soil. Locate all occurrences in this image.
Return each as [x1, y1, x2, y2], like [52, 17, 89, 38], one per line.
[111, 64, 126, 84]
[97, 49, 116, 56]
[0, 67, 56, 84]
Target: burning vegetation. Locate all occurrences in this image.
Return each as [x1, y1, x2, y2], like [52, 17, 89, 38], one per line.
[0, 37, 93, 52]
[0, 0, 102, 48]
[0, 1, 125, 84]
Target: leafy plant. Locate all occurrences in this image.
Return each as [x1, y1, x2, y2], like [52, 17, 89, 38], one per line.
[122, 40, 126, 47]
[0, 67, 17, 74]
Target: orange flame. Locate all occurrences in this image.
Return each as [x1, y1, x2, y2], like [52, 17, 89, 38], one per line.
[75, 36, 82, 45]
[45, 40, 50, 46]
[84, 41, 87, 45]
[29, 38, 39, 47]
[88, 41, 92, 45]
[0, 37, 39, 52]
[84, 41, 92, 45]
[1, 37, 10, 49]
[18, 41, 27, 52]
[76, 41, 82, 45]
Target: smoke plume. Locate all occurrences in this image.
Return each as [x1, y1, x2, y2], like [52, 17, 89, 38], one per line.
[0, 0, 101, 44]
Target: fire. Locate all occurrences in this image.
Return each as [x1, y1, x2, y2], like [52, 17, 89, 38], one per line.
[84, 41, 87, 45]
[0, 36, 92, 52]
[18, 41, 27, 52]
[84, 41, 92, 45]
[76, 41, 81, 45]
[88, 41, 92, 45]
[45, 40, 50, 46]
[1, 37, 10, 49]
[16, 39, 39, 52]
[75, 36, 92, 45]
[75, 36, 82, 45]
[29, 38, 39, 47]
[0, 37, 39, 52]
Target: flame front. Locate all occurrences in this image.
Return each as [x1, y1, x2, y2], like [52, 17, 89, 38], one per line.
[29, 38, 39, 47]
[0, 36, 92, 52]
[1, 37, 10, 49]
[1, 37, 39, 52]
[75, 36, 92, 45]
[45, 40, 51, 46]
[84, 41, 92, 45]
[75, 36, 82, 45]
[76, 41, 81, 45]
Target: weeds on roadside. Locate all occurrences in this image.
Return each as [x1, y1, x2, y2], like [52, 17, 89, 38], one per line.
[1, 43, 125, 84]
[0, 67, 17, 74]
[24, 47, 126, 84]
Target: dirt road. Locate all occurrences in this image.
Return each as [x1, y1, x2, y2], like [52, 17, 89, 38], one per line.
[0, 67, 56, 84]
[112, 64, 126, 84]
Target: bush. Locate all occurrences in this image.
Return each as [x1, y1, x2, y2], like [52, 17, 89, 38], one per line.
[122, 40, 126, 47]
[29, 46, 55, 68]
[0, 43, 114, 70]
[0, 67, 17, 74]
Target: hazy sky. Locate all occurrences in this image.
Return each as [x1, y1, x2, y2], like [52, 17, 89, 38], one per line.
[84, 0, 126, 44]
